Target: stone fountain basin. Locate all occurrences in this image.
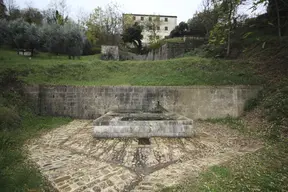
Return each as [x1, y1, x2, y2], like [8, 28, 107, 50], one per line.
[93, 111, 194, 138]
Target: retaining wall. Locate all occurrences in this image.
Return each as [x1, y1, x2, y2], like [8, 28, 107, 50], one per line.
[24, 85, 261, 119]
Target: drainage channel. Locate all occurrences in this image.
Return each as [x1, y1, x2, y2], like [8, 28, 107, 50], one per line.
[138, 138, 151, 145]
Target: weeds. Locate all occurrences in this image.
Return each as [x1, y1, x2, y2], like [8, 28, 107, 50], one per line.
[204, 116, 246, 132]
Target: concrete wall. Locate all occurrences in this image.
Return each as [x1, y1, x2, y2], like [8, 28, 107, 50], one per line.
[24, 85, 261, 119]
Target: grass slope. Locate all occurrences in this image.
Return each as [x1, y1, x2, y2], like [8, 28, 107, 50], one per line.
[0, 49, 262, 86]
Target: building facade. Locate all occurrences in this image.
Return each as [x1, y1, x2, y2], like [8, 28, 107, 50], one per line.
[123, 14, 177, 44]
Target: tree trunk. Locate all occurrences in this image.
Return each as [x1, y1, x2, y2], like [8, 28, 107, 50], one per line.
[275, 0, 282, 40]
[226, 2, 233, 57]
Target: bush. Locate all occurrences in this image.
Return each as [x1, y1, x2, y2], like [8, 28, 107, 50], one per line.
[186, 44, 226, 58]
[0, 107, 21, 131]
[91, 47, 101, 54]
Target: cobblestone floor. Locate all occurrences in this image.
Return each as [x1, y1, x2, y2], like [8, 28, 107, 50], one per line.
[26, 120, 262, 192]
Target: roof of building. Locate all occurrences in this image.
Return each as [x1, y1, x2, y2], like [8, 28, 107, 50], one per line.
[123, 13, 177, 18]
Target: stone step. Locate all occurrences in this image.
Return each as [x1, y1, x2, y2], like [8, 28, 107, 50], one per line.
[94, 120, 193, 126]
[93, 124, 194, 138]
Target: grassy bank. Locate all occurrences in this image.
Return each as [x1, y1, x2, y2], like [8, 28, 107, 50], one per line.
[0, 49, 262, 86]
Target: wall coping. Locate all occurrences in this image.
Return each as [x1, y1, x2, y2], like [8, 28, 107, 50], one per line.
[25, 84, 262, 89]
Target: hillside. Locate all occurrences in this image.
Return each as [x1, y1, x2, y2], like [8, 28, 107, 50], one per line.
[0, 50, 263, 86]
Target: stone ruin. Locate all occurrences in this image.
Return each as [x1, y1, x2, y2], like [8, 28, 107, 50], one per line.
[101, 45, 119, 60]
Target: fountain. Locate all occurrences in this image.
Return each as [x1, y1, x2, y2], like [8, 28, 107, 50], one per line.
[93, 102, 194, 138]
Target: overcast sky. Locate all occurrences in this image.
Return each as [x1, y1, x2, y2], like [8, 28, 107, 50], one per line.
[15, 0, 265, 23]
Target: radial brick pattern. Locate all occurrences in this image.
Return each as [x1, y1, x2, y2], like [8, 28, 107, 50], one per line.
[27, 120, 262, 191]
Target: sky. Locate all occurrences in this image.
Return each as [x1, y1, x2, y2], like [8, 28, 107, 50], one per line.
[15, 0, 265, 24]
[15, 0, 205, 23]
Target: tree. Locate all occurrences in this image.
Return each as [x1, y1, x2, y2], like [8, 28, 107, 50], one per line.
[264, 0, 288, 38]
[41, 22, 85, 57]
[8, 7, 21, 20]
[122, 22, 143, 53]
[4, 0, 17, 16]
[122, 14, 135, 30]
[43, 9, 68, 25]
[21, 7, 43, 25]
[63, 23, 85, 59]
[144, 15, 163, 43]
[43, 0, 69, 24]
[48, 0, 69, 20]
[0, 19, 8, 45]
[25, 23, 41, 55]
[86, 2, 122, 45]
[170, 22, 188, 38]
[188, 9, 219, 37]
[0, 0, 7, 18]
[6, 19, 40, 55]
[75, 7, 89, 27]
[209, 0, 242, 56]
[41, 23, 65, 54]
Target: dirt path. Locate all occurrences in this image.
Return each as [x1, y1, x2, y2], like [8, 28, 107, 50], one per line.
[26, 120, 262, 192]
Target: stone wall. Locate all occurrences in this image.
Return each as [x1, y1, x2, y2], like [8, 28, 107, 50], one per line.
[24, 85, 261, 119]
[101, 45, 119, 60]
[120, 40, 204, 61]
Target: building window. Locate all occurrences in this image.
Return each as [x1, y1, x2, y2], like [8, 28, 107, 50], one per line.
[133, 16, 136, 20]
[141, 16, 144, 21]
[157, 26, 160, 30]
[165, 18, 168, 22]
[165, 26, 168, 31]
[149, 17, 152, 21]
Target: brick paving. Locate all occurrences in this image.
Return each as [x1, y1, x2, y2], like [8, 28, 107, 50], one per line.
[26, 120, 262, 191]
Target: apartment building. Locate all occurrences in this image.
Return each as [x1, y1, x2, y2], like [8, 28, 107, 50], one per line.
[123, 13, 177, 44]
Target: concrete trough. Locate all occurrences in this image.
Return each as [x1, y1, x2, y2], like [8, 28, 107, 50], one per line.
[93, 111, 194, 138]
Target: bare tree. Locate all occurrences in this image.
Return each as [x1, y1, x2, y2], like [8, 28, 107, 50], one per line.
[86, 2, 122, 45]
[4, 0, 17, 15]
[48, 0, 70, 19]
[75, 7, 89, 26]
[144, 15, 163, 43]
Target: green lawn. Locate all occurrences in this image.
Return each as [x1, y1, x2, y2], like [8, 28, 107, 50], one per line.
[0, 49, 263, 86]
